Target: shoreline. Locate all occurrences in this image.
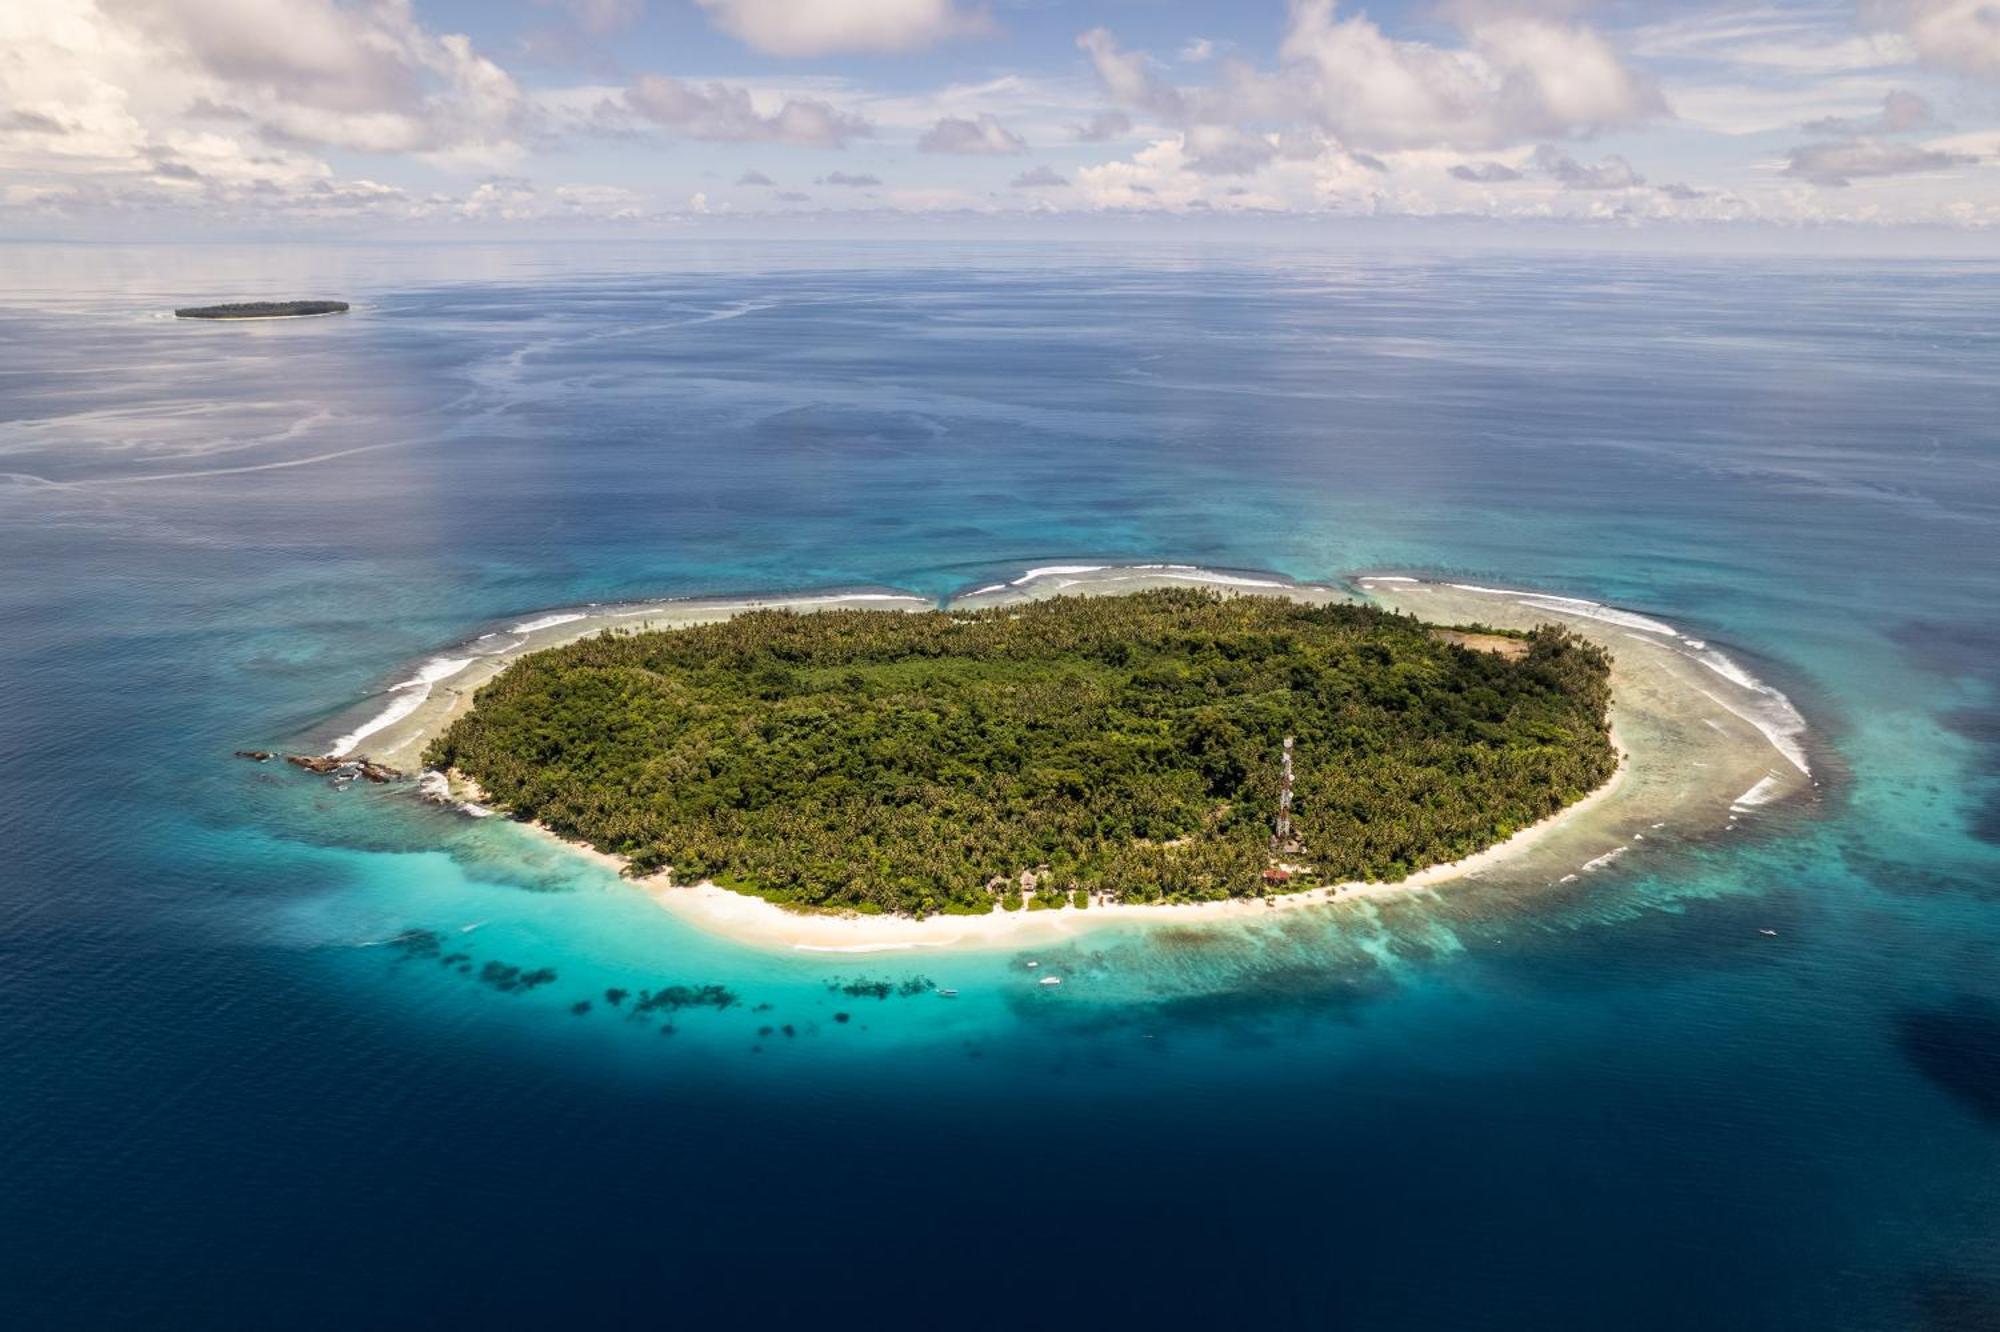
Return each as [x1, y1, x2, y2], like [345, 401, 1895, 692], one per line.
[480, 736, 1632, 954]
[305, 564, 1813, 954]
[174, 311, 348, 322]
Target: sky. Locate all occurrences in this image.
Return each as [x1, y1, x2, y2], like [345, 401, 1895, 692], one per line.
[3, 0, 1998, 242]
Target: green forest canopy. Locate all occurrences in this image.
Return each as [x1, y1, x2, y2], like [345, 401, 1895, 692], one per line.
[428, 590, 1616, 916]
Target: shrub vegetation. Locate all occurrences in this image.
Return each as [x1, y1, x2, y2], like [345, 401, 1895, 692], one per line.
[428, 590, 1614, 915]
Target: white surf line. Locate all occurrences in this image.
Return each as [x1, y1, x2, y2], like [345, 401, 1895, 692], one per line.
[1680, 649, 1811, 776]
[1432, 578, 1811, 777]
[1149, 569, 1293, 589]
[1010, 565, 1108, 585]
[1731, 774, 1786, 812]
[1692, 684, 1811, 778]
[1446, 583, 1682, 637]
[328, 655, 476, 757]
[604, 592, 932, 618]
[509, 612, 589, 633]
[1006, 564, 1301, 592]
[790, 939, 959, 954]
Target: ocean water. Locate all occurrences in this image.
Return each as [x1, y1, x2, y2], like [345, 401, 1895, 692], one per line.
[2, 241, 1997, 1329]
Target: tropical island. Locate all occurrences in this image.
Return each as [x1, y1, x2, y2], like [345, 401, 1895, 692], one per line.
[425, 589, 1617, 917]
[173, 300, 349, 319]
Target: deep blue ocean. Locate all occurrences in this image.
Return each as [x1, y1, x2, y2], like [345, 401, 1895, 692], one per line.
[2, 241, 1997, 1330]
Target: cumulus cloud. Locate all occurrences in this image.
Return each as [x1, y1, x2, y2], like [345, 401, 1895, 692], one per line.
[624, 76, 872, 147]
[693, 0, 979, 57]
[1533, 144, 1645, 189]
[1181, 124, 1275, 176]
[1657, 182, 1704, 200]
[1082, 3, 1662, 155]
[1450, 160, 1523, 182]
[5, 110, 72, 135]
[775, 190, 809, 202]
[1071, 136, 1309, 211]
[736, 169, 775, 186]
[917, 114, 1026, 155]
[91, 0, 528, 157]
[1803, 89, 1936, 137]
[1863, 0, 2000, 76]
[1069, 110, 1133, 142]
[1784, 137, 1978, 185]
[817, 170, 880, 187]
[1279, 1, 1665, 150]
[0, 0, 533, 221]
[1180, 38, 1217, 63]
[1076, 29, 1186, 120]
[1785, 84, 1976, 188]
[1009, 164, 1068, 188]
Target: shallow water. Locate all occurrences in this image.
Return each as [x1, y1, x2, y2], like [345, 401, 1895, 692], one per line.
[2, 241, 1997, 1329]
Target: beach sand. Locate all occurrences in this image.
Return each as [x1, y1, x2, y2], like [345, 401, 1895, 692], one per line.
[318, 566, 1813, 954]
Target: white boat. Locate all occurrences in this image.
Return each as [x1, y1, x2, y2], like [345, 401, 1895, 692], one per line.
[1039, 976, 1062, 987]
[936, 988, 959, 997]
[1025, 960, 1039, 969]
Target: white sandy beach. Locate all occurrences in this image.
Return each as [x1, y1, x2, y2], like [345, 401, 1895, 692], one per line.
[318, 565, 1813, 954]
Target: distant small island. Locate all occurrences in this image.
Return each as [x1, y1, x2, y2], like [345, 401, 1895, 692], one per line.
[426, 589, 1616, 917]
[173, 300, 349, 320]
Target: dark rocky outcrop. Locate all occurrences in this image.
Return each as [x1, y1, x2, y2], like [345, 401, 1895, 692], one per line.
[281, 753, 402, 783]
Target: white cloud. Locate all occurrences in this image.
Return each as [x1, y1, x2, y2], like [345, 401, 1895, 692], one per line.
[1533, 144, 1645, 190]
[1081, 3, 1662, 156]
[1076, 29, 1185, 120]
[623, 75, 872, 146]
[1181, 123, 1276, 176]
[1451, 160, 1523, 182]
[1070, 110, 1133, 142]
[1276, 1, 1665, 150]
[918, 113, 1026, 154]
[103, 0, 526, 156]
[1863, 0, 2000, 76]
[1783, 136, 1979, 185]
[0, 0, 532, 215]
[1010, 164, 1068, 188]
[551, 182, 645, 216]
[1670, 73, 1922, 136]
[6, 0, 2000, 234]
[1633, 8, 1915, 74]
[693, 0, 979, 58]
[1803, 88, 1935, 136]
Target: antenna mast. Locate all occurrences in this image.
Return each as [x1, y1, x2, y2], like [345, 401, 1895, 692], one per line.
[1271, 735, 1294, 853]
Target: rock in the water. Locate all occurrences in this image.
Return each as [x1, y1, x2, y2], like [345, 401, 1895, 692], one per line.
[233, 750, 274, 762]
[282, 753, 402, 782]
